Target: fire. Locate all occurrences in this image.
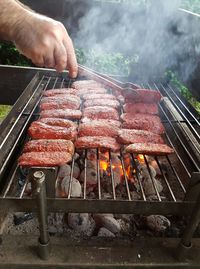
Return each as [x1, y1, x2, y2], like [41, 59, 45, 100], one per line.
[100, 160, 108, 171]
[137, 154, 145, 163]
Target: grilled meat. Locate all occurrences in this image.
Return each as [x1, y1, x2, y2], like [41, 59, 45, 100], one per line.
[72, 80, 102, 89]
[79, 121, 120, 138]
[82, 93, 116, 101]
[124, 143, 174, 155]
[81, 118, 121, 128]
[123, 103, 158, 115]
[41, 94, 81, 104]
[43, 88, 77, 97]
[39, 118, 77, 129]
[18, 151, 72, 167]
[117, 129, 164, 145]
[121, 113, 164, 134]
[83, 106, 119, 120]
[28, 121, 77, 140]
[84, 99, 120, 109]
[76, 88, 108, 96]
[40, 100, 80, 110]
[23, 139, 75, 155]
[123, 88, 161, 103]
[40, 109, 82, 120]
[75, 136, 120, 152]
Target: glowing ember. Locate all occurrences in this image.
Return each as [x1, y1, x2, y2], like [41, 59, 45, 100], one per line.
[137, 154, 145, 163]
[100, 160, 108, 171]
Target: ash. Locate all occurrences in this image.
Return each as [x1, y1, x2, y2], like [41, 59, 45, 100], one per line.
[2, 150, 188, 239]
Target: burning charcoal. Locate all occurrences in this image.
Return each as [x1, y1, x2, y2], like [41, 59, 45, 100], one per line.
[143, 178, 163, 197]
[116, 219, 131, 235]
[57, 164, 71, 179]
[102, 192, 113, 199]
[98, 227, 115, 237]
[57, 163, 79, 180]
[146, 215, 171, 232]
[13, 213, 33, 226]
[60, 177, 82, 198]
[93, 214, 121, 234]
[139, 164, 157, 179]
[68, 213, 95, 236]
[73, 152, 80, 161]
[80, 168, 97, 187]
[130, 191, 141, 200]
[147, 195, 167, 201]
[48, 213, 65, 235]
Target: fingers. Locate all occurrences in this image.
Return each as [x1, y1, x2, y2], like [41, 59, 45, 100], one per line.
[53, 43, 67, 73]
[44, 51, 55, 68]
[63, 38, 78, 78]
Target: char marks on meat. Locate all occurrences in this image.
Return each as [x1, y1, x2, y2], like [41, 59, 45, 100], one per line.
[23, 139, 75, 155]
[125, 143, 174, 155]
[123, 88, 161, 103]
[40, 100, 80, 110]
[76, 88, 108, 96]
[39, 118, 77, 129]
[117, 129, 164, 145]
[82, 93, 116, 101]
[41, 94, 81, 104]
[84, 99, 120, 109]
[75, 136, 120, 152]
[40, 109, 82, 120]
[28, 121, 77, 141]
[78, 121, 120, 138]
[43, 88, 77, 97]
[121, 113, 164, 134]
[18, 151, 72, 167]
[81, 118, 121, 128]
[123, 103, 158, 115]
[83, 106, 119, 121]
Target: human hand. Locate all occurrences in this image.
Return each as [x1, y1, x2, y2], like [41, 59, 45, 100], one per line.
[13, 12, 78, 77]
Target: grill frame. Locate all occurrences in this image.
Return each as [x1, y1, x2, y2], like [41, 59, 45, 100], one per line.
[0, 67, 199, 216]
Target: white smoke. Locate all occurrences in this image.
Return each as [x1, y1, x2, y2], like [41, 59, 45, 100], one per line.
[63, 0, 199, 83]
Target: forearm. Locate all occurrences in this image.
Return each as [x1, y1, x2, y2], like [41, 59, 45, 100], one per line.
[0, 0, 29, 41]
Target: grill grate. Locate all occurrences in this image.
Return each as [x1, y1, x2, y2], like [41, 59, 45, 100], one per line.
[0, 72, 199, 215]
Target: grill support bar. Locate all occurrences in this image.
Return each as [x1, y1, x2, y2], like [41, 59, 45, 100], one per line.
[33, 171, 50, 260]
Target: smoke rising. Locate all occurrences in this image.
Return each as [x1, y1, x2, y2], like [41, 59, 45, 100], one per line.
[64, 0, 199, 83]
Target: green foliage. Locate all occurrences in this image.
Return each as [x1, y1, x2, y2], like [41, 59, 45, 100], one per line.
[180, 0, 200, 13]
[76, 48, 138, 76]
[0, 105, 12, 121]
[166, 70, 200, 114]
[0, 42, 33, 66]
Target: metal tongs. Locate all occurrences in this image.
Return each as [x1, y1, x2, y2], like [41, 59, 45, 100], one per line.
[78, 65, 140, 97]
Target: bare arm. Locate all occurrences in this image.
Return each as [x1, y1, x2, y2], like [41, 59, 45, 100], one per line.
[0, 0, 78, 77]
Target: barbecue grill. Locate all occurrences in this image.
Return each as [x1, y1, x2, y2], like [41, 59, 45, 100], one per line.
[0, 65, 200, 267]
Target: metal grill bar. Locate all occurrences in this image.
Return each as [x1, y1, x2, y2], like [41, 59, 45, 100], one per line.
[166, 155, 186, 193]
[96, 149, 102, 200]
[0, 73, 199, 217]
[67, 156, 75, 199]
[120, 155, 131, 201]
[83, 149, 87, 200]
[159, 83, 200, 154]
[161, 83, 200, 127]
[155, 156, 176, 202]
[159, 103, 200, 171]
[165, 132, 191, 178]
[130, 155, 147, 201]
[144, 155, 162, 201]
[109, 151, 116, 200]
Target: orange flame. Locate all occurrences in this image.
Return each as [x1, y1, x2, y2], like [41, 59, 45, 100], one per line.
[137, 154, 145, 163]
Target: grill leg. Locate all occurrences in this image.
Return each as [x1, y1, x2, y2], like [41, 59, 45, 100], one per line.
[177, 190, 200, 260]
[33, 171, 50, 260]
